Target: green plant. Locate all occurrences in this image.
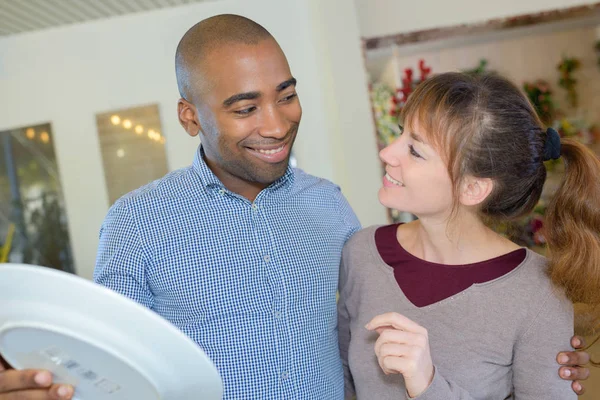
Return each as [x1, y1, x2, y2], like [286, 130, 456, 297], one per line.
[464, 59, 489, 75]
[523, 80, 556, 125]
[13, 192, 74, 272]
[369, 82, 401, 148]
[557, 57, 581, 108]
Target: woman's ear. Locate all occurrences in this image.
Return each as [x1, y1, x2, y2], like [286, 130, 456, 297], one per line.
[459, 176, 494, 207]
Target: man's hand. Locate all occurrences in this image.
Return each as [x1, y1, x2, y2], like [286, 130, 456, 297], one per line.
[0, 356, 74, 400]
[557, 336, 591, 396]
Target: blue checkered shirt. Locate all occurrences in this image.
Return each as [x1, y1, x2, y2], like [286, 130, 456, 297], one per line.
[94, 146, 361, 399]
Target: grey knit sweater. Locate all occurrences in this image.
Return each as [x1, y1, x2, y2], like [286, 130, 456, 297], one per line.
[338, 226, 575, 400]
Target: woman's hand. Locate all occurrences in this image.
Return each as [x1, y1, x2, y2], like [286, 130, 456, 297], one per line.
[366, 312, 434, 398]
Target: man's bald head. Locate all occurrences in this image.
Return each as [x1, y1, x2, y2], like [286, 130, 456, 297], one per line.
[175, 14, 275, 102]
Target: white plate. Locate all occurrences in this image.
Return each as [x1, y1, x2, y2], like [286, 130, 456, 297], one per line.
[0, 263, 223, 400]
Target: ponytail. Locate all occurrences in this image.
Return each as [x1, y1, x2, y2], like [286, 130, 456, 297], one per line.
[545, 138, 600, 336]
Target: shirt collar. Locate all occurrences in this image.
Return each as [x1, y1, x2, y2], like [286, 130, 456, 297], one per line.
[192, 145, 295, 194]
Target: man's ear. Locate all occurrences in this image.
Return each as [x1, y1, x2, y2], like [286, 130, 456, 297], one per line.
[177, 98, 202, 137]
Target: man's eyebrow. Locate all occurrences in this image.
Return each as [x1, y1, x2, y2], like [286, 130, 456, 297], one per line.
[222, 78, 297, 108]
[276, 78, 297, 92]
[223, 91, 261, 108]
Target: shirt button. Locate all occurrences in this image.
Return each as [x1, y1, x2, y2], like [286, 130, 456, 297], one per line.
[252, 204, 258, 211]
[281, 371, 289, 380]
[218, 189, 225, 195]
[264, 255, 270, 262]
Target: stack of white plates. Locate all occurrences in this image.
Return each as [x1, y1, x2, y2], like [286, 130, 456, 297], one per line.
[0, 263, 223, 400]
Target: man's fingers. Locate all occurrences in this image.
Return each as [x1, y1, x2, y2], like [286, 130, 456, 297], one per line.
[571, 336, 586, 349]
[572, 380, 585, 396]
[0, 357, 9, 372]
[560, 366, 591, 381]
[48, 383, 75, 400]
[557, 351, 591, 366]
[0, 389, 56, 400]
[0, 386, 73, 400]
[0, 370, 52, 392]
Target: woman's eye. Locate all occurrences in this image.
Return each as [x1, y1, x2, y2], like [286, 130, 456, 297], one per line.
[409, 144, 423, 159]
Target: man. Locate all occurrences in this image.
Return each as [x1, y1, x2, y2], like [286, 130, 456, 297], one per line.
[0, 14, 591, 400]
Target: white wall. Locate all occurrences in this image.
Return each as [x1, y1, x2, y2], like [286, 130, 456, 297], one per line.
[355, 0, 598, 38]
[302, 0, 385, 229]
[0, 0, 388, 279]
[5, 0, 592, 279]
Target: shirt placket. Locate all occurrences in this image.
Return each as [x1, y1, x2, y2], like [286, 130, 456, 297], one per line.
[251, 196, 294, 398]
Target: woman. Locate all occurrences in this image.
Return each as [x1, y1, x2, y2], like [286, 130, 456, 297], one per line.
[338, 72, 599, 399]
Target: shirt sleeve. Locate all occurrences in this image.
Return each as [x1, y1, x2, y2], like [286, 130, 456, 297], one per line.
[333, 187, 362, 241]
[93, 200, 155, 310]
[410, 367, 476, 400]
[338, 245, 357, 400]
[511, 287, 575, 400]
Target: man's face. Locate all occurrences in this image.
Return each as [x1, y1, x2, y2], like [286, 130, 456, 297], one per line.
[183, 39, 302, 186]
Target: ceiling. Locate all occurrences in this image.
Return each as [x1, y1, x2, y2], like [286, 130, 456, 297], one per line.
[0, 0, 212, 37]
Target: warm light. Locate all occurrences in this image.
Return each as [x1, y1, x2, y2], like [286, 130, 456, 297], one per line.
[160, 137, 166, 144]
[135, 125, 144, 134]
[116, 148, 125, 158]
[148, 129, 156, 139]
[25, 128, 35, 139]
[110, 115, 121, 125]
[123, 119, 132, 129]
[154, 133, 161, 141]
[40, 132, 50, 143]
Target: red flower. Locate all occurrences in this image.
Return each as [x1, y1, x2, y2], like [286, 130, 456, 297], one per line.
[418, 60, 432, 81]
[400, 87, 411, 99]
[530, 217, 543, 233]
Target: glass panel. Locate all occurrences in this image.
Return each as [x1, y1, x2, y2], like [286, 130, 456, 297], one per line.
[96, 104, 169, 205]
[0, 123, 75, 272]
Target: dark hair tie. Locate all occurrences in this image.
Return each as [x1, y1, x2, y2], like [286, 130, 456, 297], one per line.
[543, 127, 561, 161]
